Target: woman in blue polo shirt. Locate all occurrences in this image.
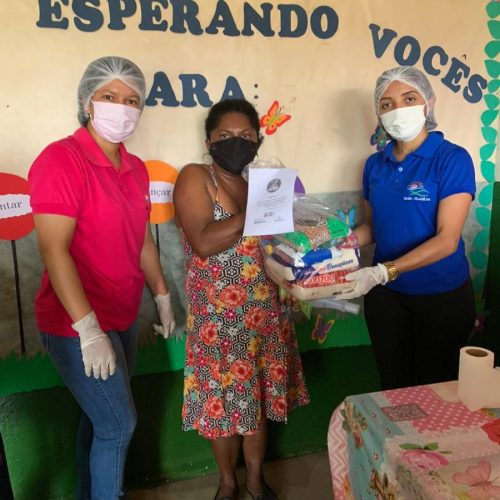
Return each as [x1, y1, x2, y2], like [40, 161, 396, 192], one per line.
[337, 66, 476, 390]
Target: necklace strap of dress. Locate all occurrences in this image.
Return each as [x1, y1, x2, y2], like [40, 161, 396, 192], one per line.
[208, 164, 220, 204]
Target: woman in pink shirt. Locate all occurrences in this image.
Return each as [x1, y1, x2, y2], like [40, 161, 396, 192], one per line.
[28, 56, 174, 500]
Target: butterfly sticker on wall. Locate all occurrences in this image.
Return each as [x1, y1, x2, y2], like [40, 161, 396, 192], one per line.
[260, 100, 292, 135]
[370, 125, 388, 151]
[311, 314, 335, 344]
[337, 207, 357, 229]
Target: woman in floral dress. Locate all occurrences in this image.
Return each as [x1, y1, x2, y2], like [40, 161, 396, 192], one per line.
[174, 99, 309, 500]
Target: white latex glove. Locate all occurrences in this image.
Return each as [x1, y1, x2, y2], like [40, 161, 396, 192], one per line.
[153, 293, 177, 339]
[335, 263, 389, 300]
[72, 311, 116, 380]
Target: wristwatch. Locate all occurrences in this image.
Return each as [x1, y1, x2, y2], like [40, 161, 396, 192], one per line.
[383, 261, 400, 282]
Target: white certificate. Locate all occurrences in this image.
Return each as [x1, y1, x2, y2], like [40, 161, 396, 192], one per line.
[243, 167, 297, 236]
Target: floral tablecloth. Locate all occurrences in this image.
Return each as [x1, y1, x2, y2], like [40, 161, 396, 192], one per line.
[328, 381, 500, 499]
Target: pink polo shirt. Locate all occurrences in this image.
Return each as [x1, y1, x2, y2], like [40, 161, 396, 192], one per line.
[28, 128, 151, 337]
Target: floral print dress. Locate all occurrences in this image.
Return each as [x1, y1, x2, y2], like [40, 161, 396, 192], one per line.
[181, 166, 309, 439]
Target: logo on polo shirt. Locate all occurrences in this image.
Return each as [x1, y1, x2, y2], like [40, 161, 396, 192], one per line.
[404, 181, 430, 202]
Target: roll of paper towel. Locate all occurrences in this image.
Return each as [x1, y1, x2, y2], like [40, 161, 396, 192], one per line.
[458, 346, 500, 411]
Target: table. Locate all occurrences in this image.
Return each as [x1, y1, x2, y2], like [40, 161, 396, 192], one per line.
[328, 381, 500, 499]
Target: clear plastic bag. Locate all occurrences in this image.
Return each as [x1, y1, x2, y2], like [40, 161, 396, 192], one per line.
[242, 156, 285, 181]
[292, 193, 335, 224]
[267, 193, 352, 253]
[251, 161, 359, 312]
[262, 227, 360, 303]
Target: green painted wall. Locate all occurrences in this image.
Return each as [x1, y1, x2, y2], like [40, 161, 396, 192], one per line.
[0, 310, 371, 397]
[1, 346, 380, 499]
[486, 182, 500, 311]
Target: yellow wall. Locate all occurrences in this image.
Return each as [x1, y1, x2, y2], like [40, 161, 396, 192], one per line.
[0, 0, 490, 191]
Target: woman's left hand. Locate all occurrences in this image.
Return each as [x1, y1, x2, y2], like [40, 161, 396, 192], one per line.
[153, 293, 178, 339]
[263, 256, 290, 288]
[262, 256, 302, 313]
[279, 287, 300, 308]
[335, 264, 389, 300]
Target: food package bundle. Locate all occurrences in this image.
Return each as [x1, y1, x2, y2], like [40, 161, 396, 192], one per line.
[261, 195, 360, 300]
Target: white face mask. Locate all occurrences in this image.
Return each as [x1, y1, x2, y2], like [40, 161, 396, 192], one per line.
[380, 104, 426, 142]
[90, 100, 141, 143]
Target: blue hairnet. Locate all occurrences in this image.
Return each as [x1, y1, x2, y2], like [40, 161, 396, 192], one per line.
[77, 56, 146, 126]
[374, 66, 437, 131]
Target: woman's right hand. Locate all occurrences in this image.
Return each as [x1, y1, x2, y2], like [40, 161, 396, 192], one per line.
[72, 311, 116, 380]
[263, 257, 300, 309]
[34, 214, 115, 378]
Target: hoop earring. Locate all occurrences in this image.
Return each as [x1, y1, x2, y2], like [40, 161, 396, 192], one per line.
[202, 152, 212, 165]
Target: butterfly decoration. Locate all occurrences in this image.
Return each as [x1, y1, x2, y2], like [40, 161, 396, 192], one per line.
[336, 207, 357, 229]
[311, 314, 335, 344]
[370, 125, 388, 151]
[260, 100, 292, 135]
[453, 460, 500, 498]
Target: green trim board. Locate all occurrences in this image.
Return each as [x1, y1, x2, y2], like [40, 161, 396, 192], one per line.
[0, 346, 380, 500]
[473, 1, 500, 293]
[3, 312, 500, 500]
[0, 3, 495, 406]
[0, 311, 370, 397]
[486, 182, 500, 310]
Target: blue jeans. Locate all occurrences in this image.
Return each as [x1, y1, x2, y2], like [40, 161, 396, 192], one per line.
[40, 323, 138, 500]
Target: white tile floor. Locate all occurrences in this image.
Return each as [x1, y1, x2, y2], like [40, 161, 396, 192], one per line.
[126, 451, 333, 500]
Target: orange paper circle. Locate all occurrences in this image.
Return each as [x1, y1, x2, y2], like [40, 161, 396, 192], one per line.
[145, 160, 179, 224]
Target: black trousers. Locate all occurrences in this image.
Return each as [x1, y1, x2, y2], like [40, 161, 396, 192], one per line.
[364, 278, 475, 390]
[0, 433, 13, 500]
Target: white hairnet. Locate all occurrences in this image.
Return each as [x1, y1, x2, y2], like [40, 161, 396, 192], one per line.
[77, 56, 146, 126]
[374, 66, 437, 131]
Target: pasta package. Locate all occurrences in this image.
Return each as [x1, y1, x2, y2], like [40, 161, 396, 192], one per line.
[264, 253, 357, 300]
[289, 281, 356, 301]
[262, 233, 360, 301]
[264, 247, 360, 281]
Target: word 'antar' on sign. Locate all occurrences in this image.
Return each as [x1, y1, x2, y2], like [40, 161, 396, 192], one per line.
[0, 195, 32, 219]
[37, 0, 339, 39]
[0, 201, 23, 210]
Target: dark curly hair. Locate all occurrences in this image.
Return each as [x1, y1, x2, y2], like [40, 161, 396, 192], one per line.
[205, 98, 261, 141]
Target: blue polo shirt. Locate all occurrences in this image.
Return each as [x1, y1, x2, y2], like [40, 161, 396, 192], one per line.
[362, 131, 475, 295]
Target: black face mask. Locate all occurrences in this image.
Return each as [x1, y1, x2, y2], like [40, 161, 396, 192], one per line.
[209, 137, 259, 175]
